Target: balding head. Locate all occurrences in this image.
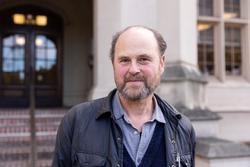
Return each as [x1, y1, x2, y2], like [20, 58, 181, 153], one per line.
[110, 26, 167, 62]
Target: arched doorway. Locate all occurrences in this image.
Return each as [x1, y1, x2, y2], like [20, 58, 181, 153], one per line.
[0, 5, 63, 107]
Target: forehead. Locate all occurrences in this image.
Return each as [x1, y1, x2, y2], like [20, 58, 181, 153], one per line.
[115, 28, 159, 55]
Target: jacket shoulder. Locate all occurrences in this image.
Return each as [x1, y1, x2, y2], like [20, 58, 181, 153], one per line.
[178, 112, 195, 136]
[52, 97, 109, 166]
[63, 97, 107, 126]
[155, 94, 195, 140]
[164, 102, 195, 138]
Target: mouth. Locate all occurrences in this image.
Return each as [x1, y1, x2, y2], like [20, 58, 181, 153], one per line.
[125, 80, 144, 87]
[127, 79, 142, 82]
[126, 80, 143, 83]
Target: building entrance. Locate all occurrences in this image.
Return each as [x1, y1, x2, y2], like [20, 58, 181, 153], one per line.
[0, 6, 62, 107]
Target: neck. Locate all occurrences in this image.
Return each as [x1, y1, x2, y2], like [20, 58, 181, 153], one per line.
[118, 94, 155, 131]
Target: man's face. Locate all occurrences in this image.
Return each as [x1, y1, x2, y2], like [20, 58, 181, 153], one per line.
[113, 28, 165, 101]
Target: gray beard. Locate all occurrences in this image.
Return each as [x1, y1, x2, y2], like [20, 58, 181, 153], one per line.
[117, 81, 155, 101]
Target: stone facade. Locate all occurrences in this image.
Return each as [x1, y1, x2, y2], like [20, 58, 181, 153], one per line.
[0, 0, 250, 166]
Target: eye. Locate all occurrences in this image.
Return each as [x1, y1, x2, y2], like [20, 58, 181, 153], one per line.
[119, 57, 130, 64]
[138, 57, 150, 64]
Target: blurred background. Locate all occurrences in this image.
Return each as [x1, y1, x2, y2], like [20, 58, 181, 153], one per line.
[0, 0, 249, 166]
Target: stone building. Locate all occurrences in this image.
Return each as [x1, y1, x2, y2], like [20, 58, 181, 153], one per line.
[0, 0, 250, 166]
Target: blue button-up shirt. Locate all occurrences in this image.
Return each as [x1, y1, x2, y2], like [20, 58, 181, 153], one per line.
[112, 92, 166, 166]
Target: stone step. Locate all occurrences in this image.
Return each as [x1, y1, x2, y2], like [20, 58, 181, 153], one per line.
[0, 134, 56, 146]
[0, 109, 66, 126]
[0, 108, 68, 117]
[0, 117, 63, 129]
[0, 112, 65, 118]
[0, 159, 52, 167]
[0, 112, 65, 120]
[0, 131, 57, 144]
[0, 124, 59, 133]
[0, 144, 54, 159]
[196, 137, 250, 167]
[0, 108, 67, 167]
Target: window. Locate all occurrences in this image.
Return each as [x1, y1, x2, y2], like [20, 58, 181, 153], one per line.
[2, 34, 25, 85]
[197, 0, 247, 80]
[199, 0, 213, 16]
[224, 0, 240, 19]
[198, 23, 214, 75]
[35, 35, 57, 85]
[225, 27, 241, 75]
[13, 13, 47, 26]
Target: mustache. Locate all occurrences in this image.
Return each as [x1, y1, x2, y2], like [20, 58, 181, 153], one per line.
[124, 74, 145, 82]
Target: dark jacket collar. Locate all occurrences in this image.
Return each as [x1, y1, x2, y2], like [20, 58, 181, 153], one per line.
[96, 89, 182, 124]
[95, 89, 116, 119]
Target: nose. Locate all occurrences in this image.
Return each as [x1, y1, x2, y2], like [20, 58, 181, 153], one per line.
[128, 61, 140, 74]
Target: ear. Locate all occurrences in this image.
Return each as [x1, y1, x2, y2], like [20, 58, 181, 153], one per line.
[159, 54, 166, 74]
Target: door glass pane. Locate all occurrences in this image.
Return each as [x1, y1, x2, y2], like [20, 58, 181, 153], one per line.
[35, 35, 46, 48]
[47, 39, 55, 48]
[3, 35, 14, 46]
[36, 60, 46, 71]
[3, 60, 14, 72]
[15, 35, 25, 46]
[36, 48, 46, 59]
[47, 61, 56, 70]
[2, 34, 26, 85]
[47, 48, 56, 60]
[3, 47, 13, 58]
[15, 60, 25, 71]
[15, 48, 25, 59]
[35, 35, 57, 85]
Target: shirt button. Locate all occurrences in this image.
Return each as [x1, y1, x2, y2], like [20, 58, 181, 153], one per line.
[171, 165, 175, 167]
[116, 163, 120, 167]
[117, 137, 121, 141]
[171, 139, 176, 144]
[133, 131, 138, 135]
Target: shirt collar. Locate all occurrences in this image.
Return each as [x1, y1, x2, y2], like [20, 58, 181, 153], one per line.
[112, 91, 124, 120]
[112, 91, 166, 124]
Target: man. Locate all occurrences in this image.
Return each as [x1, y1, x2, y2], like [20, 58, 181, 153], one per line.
[52, 26, 196, 167]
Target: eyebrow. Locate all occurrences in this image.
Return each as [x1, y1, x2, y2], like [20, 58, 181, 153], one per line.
[117, 53, 152, 58]
[117, 55, 129, 59]
[138, 54, 152, 58]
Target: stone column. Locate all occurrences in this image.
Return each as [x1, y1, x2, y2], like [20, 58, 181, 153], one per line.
[244, 0, 250, 81]
[156, 0, 222, 141]
[89, 0, 121, 99]
[156, 0, 207, 110]
[90, 0, 159, 99]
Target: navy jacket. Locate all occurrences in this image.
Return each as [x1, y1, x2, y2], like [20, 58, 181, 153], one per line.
[52, 89, 196, 167]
